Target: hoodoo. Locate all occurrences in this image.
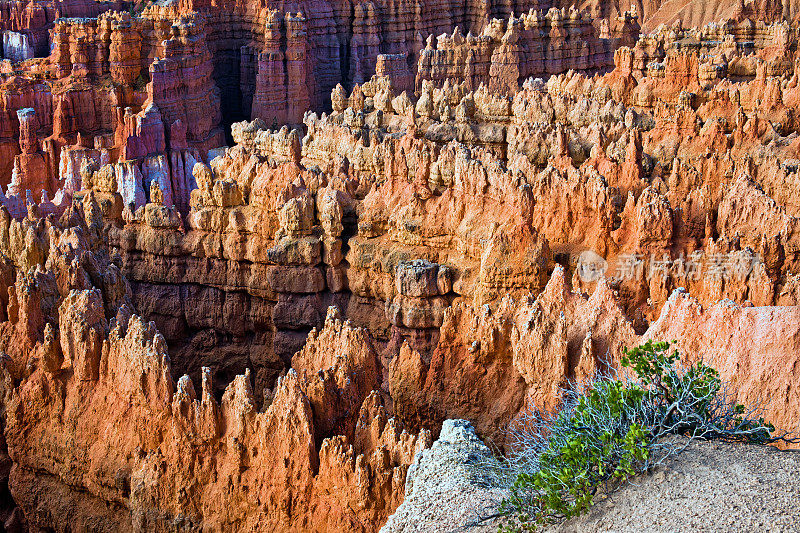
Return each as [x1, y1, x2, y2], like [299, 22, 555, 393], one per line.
[1, 0, 800, 531]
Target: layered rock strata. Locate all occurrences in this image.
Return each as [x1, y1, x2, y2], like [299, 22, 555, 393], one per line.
[0, 0, 643, 205]
[1, 3, 800, 532]
[415, 8, 639, 94]
[0, 8, 224, 218]
[0, 199, 430, 531]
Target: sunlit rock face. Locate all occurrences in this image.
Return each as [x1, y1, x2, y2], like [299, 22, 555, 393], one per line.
[2, 31, 33, 62]
[2, 0, 800, 531]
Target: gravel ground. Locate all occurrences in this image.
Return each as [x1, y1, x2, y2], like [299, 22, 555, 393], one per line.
[548, 440, 800, 533]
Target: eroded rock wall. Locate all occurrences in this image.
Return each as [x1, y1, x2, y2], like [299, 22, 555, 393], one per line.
[0, 196, 429, 531]
[0, 0, 641, 209]
[2, 3, 800, 532]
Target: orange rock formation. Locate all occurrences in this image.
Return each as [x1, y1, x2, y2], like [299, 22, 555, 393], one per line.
[1, 0, 800, 531]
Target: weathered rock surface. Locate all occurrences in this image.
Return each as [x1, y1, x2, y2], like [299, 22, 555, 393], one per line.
[381, 419, 504, 533]
[2, 2, 800, 531]
[0, 0, 641, 205]
[0, 198, 429, 531]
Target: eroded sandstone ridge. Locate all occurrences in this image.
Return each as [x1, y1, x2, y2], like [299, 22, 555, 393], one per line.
[1, 0, 644, 203]
[2, 0, 800, 531]
[0, 197, 429, 530]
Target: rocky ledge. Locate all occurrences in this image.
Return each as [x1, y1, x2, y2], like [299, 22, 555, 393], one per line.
[383, 420, 800, 533]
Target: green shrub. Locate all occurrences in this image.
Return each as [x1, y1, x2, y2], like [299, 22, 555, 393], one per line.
[132, 72, 149, 91]
[480, 340, 794, 532]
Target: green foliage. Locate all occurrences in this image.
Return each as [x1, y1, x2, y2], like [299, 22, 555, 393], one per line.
[623, 340, 720, 433]
[499, 378, 650, 530]
[623, 340, 720, 404]
[494, 340, 785, 532]
[132, 72, 149, 91]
